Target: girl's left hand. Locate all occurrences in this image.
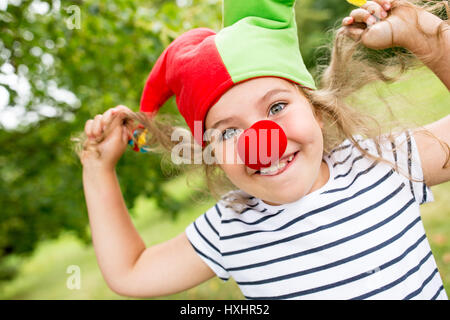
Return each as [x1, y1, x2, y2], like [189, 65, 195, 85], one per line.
[340, 0, 437, 51]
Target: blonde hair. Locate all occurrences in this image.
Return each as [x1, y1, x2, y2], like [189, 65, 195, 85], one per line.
[73, 0, 450, 213]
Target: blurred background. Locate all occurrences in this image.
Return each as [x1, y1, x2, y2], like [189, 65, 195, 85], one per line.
[0, 0, 448, 299]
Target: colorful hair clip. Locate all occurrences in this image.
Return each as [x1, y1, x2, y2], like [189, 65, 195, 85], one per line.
[128, 124, 150, 153]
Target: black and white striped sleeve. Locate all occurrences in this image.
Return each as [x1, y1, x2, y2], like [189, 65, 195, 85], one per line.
[381, 130, 434, 205]
[185, 204, 230, 281]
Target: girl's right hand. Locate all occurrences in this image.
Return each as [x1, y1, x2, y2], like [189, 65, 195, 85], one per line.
[81, 105, 134, 171]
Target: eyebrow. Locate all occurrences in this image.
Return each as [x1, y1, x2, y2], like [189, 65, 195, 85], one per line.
[210, 88, 291, 130]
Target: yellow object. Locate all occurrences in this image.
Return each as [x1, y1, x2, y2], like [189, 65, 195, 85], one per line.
[346, 0, 367, 6]
[137, 129, 147, 146]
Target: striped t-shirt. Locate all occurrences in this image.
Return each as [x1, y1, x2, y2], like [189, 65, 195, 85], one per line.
[185, 131, 448, 300]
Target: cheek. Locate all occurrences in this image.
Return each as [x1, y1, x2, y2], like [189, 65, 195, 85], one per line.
[214, 141, 254, 189]
[283, 109, 323, 145]
[213, 140, 241, 165]
[220, 163, 250, 188]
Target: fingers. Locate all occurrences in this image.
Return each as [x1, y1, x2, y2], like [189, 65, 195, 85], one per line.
[84, 119, 94, 139]
[92, 114, 103, 138]
[102, 109, 114, 127]
[110, 105, 134, 117]
[110, 106, 134, 139]
[362, 1, 387, 20]
[371, 0, 392, 12]
[350, 7, 377, 26]
[343, 1, 391, 27]
[339, 25, 365, 42]
[84, 105, 132, 141]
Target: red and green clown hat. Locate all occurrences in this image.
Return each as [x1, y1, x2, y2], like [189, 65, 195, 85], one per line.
[139, 0, 316, 147]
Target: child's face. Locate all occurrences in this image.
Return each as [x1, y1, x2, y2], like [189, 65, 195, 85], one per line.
[205, 77, 327, 205]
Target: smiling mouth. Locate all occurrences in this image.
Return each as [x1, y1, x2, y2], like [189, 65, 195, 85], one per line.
[254, 151, 299, 176]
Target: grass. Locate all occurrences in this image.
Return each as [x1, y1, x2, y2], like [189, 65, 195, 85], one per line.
[0, 67, 448, 300]
[0, 196, 244, 300]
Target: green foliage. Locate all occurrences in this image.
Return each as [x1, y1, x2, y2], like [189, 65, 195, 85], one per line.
[295, 0, 353, 70]
[0, 0, 221, 281]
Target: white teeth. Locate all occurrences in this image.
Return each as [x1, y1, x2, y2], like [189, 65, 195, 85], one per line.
[258, 152, 296, 176]
[260, 161, 287, 175]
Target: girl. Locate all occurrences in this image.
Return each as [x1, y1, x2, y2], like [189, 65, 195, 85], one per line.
[77, 0, 449, 299]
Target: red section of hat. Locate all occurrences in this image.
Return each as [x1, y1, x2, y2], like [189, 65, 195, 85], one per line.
[139, 28, 234, 147]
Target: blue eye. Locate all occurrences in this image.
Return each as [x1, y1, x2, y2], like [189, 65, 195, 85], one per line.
[269, 102, 287, 116]
[221, 128, 241, 141]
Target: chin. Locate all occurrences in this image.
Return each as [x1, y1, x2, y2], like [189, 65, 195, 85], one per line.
[260, 187, 308, 205]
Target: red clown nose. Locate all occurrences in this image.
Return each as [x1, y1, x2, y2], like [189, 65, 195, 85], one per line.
[237, 120, 287, 171]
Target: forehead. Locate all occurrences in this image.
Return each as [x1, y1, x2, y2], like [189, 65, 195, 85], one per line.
[205, 77, 296, 129]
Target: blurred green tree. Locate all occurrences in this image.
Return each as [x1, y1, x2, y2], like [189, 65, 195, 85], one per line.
[296, 0, 353, 71]
[0, 0, 354, 282]
[0, 0, 222, 281]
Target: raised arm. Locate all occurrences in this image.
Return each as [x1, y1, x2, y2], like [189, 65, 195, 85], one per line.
[413, 115, 450, 187]
[400, 4, 450, 89]
[340, 0, 450, 186]
[81, 106, 214, 298]
[391, 3, 450, 186]
[341, 0, 450, 89]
